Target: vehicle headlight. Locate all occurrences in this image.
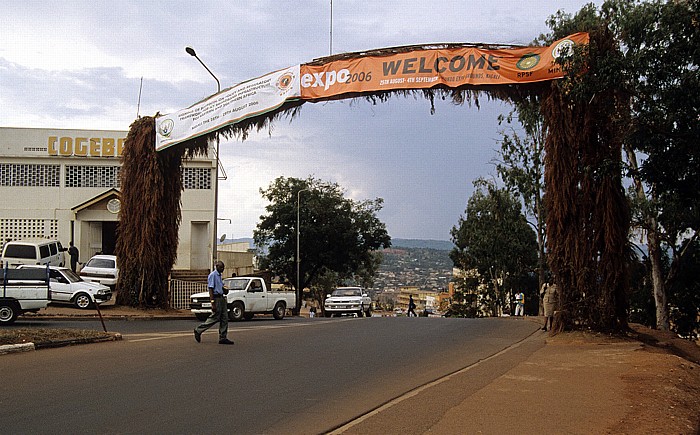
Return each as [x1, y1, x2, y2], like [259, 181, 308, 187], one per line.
[97, 289, 106, 295]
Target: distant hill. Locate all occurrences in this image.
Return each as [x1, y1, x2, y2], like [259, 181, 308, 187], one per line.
[222, 237, 453, 251]
[391, 238, 453, 251]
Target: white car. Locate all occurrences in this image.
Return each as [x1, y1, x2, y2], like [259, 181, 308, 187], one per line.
[80, 254, 119, 289]
[324, 287, 372, 317]
[18, 265, 112, 309]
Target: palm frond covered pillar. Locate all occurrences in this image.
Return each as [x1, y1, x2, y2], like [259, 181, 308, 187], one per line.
[115, 116, 184, 307]
[542, 26, 630, 332]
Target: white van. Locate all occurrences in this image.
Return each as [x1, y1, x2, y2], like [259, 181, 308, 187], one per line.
[1, 239, 66, 269]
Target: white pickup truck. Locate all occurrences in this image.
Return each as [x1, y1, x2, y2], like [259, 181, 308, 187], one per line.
[190, 275, 296, 321]
[0, 267, 51, 324]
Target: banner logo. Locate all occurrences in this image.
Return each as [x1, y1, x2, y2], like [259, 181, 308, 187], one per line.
[516, 53, 540, 70]
[158, 119, 175, 138]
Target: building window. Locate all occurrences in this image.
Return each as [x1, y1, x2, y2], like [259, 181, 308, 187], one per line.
[0, 218, 59, 250]
[0, 163, 60, 187]
[183, 167, 211, 190]
[66, 165, 121, 188]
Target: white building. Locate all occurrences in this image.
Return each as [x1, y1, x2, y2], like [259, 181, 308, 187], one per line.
[0, 127, 215, 270]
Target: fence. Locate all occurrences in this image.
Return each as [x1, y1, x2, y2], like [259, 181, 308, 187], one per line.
[169, 279, 208, 309]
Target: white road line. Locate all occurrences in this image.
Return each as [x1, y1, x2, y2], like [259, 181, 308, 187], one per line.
[124, 318, 355, 342]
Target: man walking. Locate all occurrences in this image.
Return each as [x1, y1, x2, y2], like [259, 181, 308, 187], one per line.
[194, 261, 234, 345]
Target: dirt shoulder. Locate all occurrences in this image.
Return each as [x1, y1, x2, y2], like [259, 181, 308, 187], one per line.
[341, 323, 700, 435]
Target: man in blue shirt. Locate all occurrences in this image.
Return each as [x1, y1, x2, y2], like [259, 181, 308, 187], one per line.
[194, 261, 234, 344]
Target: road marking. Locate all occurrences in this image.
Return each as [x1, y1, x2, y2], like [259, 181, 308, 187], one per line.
[327, 329, 541, 434]
[124, 318, 355, 342]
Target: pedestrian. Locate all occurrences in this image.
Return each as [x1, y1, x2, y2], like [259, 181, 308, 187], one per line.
[541, 282, 559, 331]
[68, 241, 79, 273]
[514, 290, 525, 316]
[194, 261, 234, 344]
[407, 295, 417, 317]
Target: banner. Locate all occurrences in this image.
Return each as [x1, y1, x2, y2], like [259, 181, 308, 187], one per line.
[155, 33, 587, 150]
[299, 33, 588, 100]
[155, 65, 300, 151]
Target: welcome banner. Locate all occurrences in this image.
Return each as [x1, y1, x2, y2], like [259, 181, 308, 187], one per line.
[300, 33, 588, 100]
[155, 33, 587, 150]
[155, 66, 301, 151]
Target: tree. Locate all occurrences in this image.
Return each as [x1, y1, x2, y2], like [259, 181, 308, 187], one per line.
[611, 0, 699, 333]
[450, 179, 538, 316]
[494, 99, 548, 303]
[253, 176, 391, 313]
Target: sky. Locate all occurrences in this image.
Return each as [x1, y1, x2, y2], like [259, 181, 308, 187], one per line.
[0, 0, 600, 241]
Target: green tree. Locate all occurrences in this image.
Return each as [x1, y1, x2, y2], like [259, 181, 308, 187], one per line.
[615, 0, 699, 333]
[450, 179, 538, 316]
[254, 176, 391, 313]
[495, 99, 548, 301]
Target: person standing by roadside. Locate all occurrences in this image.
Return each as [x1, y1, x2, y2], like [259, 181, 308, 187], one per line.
[194, 261, 234, 345]
[68, 241, 79, 273]
[541, 282, 559, 331]
[514, 290, 525, 316]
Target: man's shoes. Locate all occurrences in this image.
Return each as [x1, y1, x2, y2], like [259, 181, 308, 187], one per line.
[194, 330, 201, 343]
[542, 327, 547, 331]
[218, 338, 234, 345]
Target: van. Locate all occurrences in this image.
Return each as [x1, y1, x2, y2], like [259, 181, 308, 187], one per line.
[1, 239, 66, 268]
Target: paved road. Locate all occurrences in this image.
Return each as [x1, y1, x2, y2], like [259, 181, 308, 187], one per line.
[1, 316, 540, 434]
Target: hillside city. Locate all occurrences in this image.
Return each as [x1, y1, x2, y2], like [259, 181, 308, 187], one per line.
[373, 245, 453, 295]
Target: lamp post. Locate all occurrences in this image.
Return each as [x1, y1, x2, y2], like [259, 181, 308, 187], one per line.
[296, 188, 308, 313]
[186, 46, 221, 267]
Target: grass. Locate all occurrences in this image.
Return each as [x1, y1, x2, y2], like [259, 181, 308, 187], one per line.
[0, 328, 116, 346]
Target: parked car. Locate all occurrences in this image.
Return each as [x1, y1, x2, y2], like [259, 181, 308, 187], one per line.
[18, 265, 112, 309]
[1, 238, 66, 268]
[324, 286, 372, 317]
[79, 254, 119, 289]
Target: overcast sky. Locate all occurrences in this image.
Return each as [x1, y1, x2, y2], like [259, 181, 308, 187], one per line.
[0, 0, 600, 241]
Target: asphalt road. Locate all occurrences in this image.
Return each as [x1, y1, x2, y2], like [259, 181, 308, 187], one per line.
[1, 316, 540, 434]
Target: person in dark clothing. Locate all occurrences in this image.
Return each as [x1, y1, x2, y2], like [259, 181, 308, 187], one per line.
[68, 241, 79, 272]
[408, 295, 417, 317]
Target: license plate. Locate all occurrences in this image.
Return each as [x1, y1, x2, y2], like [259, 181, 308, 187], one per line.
[202, 302, 212, 308]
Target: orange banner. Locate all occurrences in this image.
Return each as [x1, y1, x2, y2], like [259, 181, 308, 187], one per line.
[300, 33, 588, 100]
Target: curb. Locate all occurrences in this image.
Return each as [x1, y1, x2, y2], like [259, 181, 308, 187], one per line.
[0, 342, 35, 355]
[0, 333, 122, 355]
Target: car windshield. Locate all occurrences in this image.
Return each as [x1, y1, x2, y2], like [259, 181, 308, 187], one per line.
[223, 278, 250, 291]
[332, 288, 362, 297]
[62, 269, 82, 283]
[86, 258, 115, 268]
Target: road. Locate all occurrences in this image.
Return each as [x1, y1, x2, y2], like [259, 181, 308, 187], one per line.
[1, 316, 541, 434]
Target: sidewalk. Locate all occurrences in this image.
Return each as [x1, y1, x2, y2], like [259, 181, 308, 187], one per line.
[336, 326, 700, 435]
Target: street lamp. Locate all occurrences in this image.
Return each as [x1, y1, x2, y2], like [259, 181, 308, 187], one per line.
[185, 46, 221, 267]
[296, 188, 308, 313]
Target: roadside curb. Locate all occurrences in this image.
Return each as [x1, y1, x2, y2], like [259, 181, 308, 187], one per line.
[0, 333, 123, 355]
[0, 342, 35, 355]
[34, 333, 122, 349]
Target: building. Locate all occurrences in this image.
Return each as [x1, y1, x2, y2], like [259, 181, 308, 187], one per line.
[0, 127, 216, 270]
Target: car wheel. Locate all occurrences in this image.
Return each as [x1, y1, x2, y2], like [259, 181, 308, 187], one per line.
[365, 307, 372, 317]
[73, 293, 93, 309]
[357, 308, 364, 318]
[243, 312, 254, 320]
[324, 311, 332, 318]
[229, 302, 244, 321]
[0, 302, 19, 325]
[272, 302, 285, 320]
[195, 313, 209, 321]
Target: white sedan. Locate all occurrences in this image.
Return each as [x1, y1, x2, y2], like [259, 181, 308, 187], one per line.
[324, 287, 372, 317]
[18, 265, 112, 309]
